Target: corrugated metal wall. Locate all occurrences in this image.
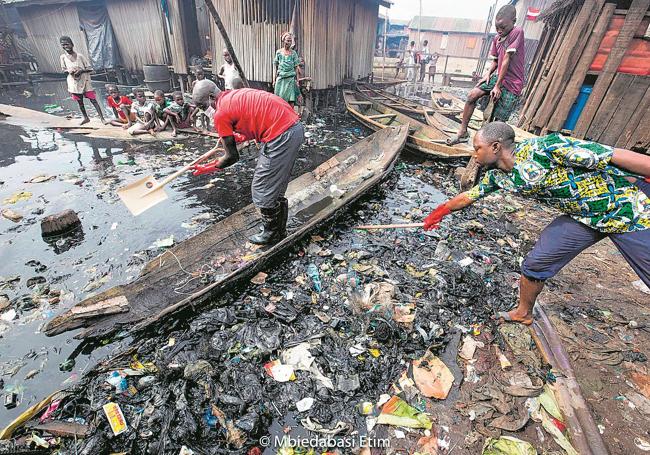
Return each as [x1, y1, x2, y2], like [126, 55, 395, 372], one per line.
[106, 0, 170, 71]
[210, 0, 379, 89]
[18, 4, 90, 74]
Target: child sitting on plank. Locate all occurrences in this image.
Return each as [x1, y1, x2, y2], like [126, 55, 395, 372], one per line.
[152, 90, 171, 132]
[128, 88, 156, 136]
[106, 85, 135, 129]
[163, 91, 194, 137]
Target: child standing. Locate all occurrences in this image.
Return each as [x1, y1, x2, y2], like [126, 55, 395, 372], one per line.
[106, 85, 135, 129]
[218, 49, 240, 90]
[448, 5, 525, 145]
[128, 88, 156, 136]
[59, 36, 105, 125]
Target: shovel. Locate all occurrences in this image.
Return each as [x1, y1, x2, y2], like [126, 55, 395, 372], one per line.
[117, 148, 219, 216]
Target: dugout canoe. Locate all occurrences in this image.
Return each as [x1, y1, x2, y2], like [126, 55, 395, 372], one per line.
[43, 126, 409, 339]
[343, 90, 473, 159]
[423, 107, 537, 144]
[357, 84, 428, 116]
[430, 90, 465, 116]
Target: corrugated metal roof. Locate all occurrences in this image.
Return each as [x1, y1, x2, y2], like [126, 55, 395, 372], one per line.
[407, 16, 486, 34]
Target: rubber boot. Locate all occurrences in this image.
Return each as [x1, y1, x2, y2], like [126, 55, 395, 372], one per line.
[249, 203, 282, 245]
[278, 197, 289, 238]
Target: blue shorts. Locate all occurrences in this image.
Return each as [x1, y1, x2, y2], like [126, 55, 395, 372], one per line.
[521, 179, 650, 287]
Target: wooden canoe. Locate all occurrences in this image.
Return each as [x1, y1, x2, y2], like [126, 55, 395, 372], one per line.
[430, 90, 466, 116]
[43, 126, 409, 339]
[343, 90, 473, 159]
[424, 107, 536, 144]
[357, 84, 427, 116]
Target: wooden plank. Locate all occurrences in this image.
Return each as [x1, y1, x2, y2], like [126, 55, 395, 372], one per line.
[584, 73, 634, 140]
[534, 0, 607, 130]
[625, 103, 650, 150]
[599, 76, 649, 145]
[573, 0, 650, 138]
[616, 82, 650, 147]
[547, 3, 616, 132]
[367, 113, 397, 120]
[521, 10, 575, 130]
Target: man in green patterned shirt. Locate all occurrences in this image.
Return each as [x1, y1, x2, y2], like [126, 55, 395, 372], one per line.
[422, 122, 650, 325]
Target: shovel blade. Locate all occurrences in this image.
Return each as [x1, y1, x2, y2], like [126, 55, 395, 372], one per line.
[117, 175, 169, 216]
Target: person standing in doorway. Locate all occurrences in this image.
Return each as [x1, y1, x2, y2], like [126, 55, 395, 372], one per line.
[273, 32, 301, 106]
[59, 36, 106, 125]
[217, 49, 240, 91]
[447, 5, 525, 145]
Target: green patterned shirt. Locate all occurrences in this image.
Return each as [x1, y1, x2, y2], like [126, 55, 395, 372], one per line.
[467, 133, 650, 233]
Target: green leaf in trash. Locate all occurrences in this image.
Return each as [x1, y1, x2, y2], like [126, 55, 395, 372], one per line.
[482, 436, 537, 455]
[376, 396, 432, 429]
[538, 384, 563, 422]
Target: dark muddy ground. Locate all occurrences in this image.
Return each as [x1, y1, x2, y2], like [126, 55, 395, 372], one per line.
[2, 81, 648, 455]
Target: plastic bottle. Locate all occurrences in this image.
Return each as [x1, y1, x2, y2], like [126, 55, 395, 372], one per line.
[306, 264, 322, 292]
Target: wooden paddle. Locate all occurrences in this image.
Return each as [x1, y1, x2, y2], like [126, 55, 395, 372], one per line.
[117, 147, 220, 216]
[355, 223, 424, 230]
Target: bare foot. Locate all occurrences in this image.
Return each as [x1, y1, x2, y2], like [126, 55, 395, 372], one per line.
[80, 117, 90, 126]
[493, 309, 534, 326]
[101, 118, 109, 125]
[172, 131, 177, 137]
[149, 129, 156, 136]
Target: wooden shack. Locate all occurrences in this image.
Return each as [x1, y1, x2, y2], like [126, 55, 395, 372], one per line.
[519, 0, 650, 152]
[208, 0, 388, 91]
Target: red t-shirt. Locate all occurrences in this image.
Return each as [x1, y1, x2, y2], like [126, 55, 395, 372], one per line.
[214, 89, 298, 143]
[107, 95, 132, 120]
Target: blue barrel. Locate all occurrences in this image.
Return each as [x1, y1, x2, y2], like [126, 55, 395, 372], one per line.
[563, 85, 592, 130]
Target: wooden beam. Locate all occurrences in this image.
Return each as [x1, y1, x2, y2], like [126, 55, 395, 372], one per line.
[573, 0, 650, 138]
[625, 106, 650, 151]
[347, 101, 372, 105]
[599, 76, 649, 145]
[547, 3, 616, 132]
[535, 0, 607, 130]
[616, 83, 650, 148]
[204, 0, 249, 87]
[367, 113, 397, 119]
[585, 73, 634, 140]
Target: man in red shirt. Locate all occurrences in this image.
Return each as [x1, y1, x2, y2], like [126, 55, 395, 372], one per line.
[191, 88, 304, 245]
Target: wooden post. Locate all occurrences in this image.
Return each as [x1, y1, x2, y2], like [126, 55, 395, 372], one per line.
[573, 0, 650, 138]
[443, 55, 449, 85]
[204, 0, 249, 87]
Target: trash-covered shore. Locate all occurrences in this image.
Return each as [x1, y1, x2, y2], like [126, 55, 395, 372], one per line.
[0, 84, 366, 427]
[0, 156, 590, 454]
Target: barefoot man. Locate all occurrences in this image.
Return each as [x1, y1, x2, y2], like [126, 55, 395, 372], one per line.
[424, 122, 650, 325]
[59, 36, 105, 125]
[447, 5, 524, 145]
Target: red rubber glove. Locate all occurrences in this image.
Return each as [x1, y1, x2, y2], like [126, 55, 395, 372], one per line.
[423, 203, 451, 231]
[191, 160, 223, 176]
